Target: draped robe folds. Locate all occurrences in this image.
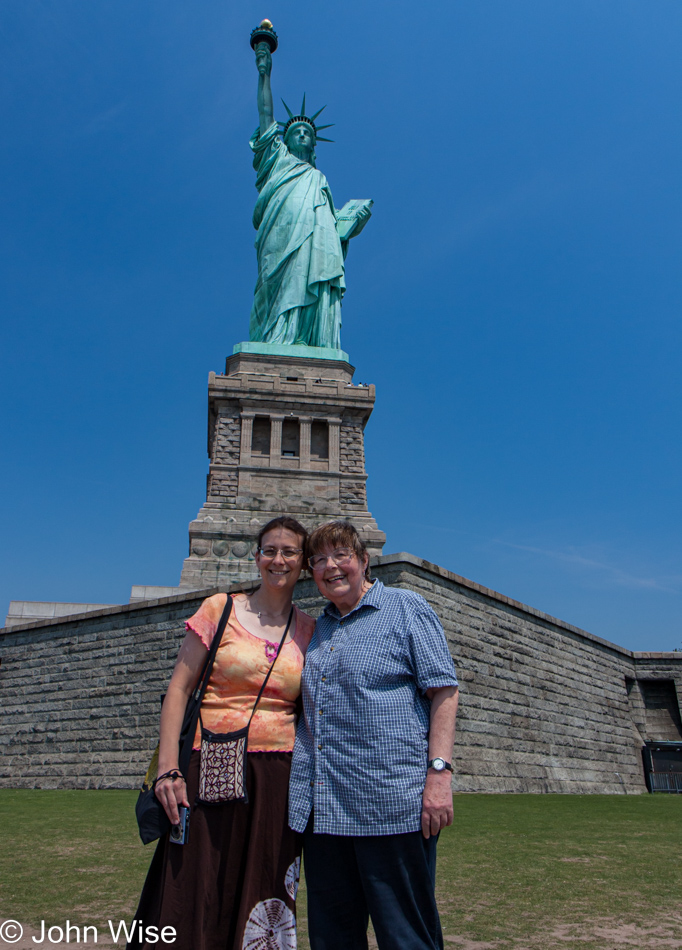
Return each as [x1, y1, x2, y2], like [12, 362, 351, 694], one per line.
[249, 122, 346, 349]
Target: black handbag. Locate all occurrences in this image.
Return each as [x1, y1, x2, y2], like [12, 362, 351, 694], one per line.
[134, 595, 233, 844]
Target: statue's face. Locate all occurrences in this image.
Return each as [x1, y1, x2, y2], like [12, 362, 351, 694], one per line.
[286, 123, 315, 162]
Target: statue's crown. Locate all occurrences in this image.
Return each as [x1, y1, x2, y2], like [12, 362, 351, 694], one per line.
[279, 95, 334, 143]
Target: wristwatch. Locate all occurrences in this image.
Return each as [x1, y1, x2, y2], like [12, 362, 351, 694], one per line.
[428, 757, 453, 773]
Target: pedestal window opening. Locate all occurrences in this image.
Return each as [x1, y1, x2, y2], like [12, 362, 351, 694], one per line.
[282, 419, 300, 458]
[251, 417, 271, 456]
[311, 421, 329, 460]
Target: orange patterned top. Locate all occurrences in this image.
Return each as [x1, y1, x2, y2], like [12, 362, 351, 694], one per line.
[186, 593, 315, 752]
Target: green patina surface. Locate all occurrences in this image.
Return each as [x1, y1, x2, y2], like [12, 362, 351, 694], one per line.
[233, 341, 350, 363]
[248, 34, 371, 354]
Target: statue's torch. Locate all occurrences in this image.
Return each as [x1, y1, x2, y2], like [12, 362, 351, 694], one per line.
[250, 19, 278, 53]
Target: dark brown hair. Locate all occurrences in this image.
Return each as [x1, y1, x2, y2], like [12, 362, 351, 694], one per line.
[256, 516, 308, 553]
[306, 520, 371, 580]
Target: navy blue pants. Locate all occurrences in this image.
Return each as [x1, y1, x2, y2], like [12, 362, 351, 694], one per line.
[303, 821, 444, 950]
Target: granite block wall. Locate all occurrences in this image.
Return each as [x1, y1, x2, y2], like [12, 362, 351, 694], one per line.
[339, 419, 365, 475]
[1, 554, 680, 791]
[0, 596, 208, 789]
[371, 557, 681, 794]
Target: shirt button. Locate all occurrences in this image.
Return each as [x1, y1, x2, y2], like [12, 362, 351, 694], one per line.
[310, 781, 314, 787]
[319, 709, 323, 715]
[318, 744, 322, 750]
[321, 676, 327, 682]
[329, 646, 334, 652]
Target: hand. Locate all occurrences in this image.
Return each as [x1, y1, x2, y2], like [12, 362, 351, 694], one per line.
[255, 43, 272, 77]
[154, 773, 189, 825]
[351, 205, 372, 237]
[421, 770, 453, 839]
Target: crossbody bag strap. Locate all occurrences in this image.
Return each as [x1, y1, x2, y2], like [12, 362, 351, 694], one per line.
[246, 605, 295, 729]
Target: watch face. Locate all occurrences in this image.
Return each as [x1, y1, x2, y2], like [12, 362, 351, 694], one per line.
[431, 758, 445, 771]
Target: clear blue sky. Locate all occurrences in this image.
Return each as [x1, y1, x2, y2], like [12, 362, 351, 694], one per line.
[2, 1, 681, 652]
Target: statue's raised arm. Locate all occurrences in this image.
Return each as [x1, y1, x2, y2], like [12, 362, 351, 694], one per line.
[248, 23, 372, 352]
[255, 43, 274, 136]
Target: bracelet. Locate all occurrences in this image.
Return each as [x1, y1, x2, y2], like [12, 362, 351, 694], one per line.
[153, 769, 183, 787]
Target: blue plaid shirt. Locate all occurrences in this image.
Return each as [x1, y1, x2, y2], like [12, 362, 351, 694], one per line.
[289, 580, 458, 836]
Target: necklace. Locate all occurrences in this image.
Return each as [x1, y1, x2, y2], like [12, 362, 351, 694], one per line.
[249, 596, 288, 624]
[244, 596, 293, 659]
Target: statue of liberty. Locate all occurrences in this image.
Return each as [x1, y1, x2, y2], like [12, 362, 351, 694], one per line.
[250, 29, 372, 350]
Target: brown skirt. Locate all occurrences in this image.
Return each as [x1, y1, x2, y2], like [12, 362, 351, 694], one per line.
[130, 751, 301, 950]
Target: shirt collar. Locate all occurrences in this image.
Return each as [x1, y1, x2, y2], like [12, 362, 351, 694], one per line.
[323, 579, 385, 620]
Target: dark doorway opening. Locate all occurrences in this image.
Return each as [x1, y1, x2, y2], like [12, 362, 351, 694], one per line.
[642, 741, 682, 793]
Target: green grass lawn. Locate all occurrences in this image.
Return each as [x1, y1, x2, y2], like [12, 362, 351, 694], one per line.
[0, 789, 150, 934]
[2, 790, 680, 948]
[435, 793, 682, 949]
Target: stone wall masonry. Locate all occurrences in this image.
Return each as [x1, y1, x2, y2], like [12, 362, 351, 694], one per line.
[1, 555, 680, 791]
[180, 353, 385, 587]
[373, 555, 682, 794]
[0, 594, 211, 789]
[211, 410, 241, 465]
[206, 469, 239, 504]
[339, 476, 368, 508]
[339, 419, 365, 475]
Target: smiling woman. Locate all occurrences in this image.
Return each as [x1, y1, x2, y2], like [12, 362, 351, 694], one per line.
[291, 520, 460, 950]
[306, 521, 372, 615]
[129, 516, 315, 950]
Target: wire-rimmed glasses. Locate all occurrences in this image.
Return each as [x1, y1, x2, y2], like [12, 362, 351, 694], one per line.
[307, 547, 355, 573]
[258, 546, 303, 561]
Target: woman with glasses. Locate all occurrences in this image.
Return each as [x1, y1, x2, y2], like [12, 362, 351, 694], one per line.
[131, 516, 315, 950]
[289, 520, 459, 950]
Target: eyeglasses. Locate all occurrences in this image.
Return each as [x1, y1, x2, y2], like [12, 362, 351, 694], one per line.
[258, 546, 303, 561]
[308, 547, 355, 572]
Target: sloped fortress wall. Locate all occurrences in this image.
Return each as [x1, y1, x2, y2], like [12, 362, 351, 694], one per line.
[1, 555, 680, 792]
[373, 556, 682, 794]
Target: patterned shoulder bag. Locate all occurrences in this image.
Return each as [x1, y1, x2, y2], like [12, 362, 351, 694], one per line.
[197, 605, 294, 805]
[134, 595, 233, 844]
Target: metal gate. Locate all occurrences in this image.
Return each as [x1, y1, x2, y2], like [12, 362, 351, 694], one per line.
[642, 741, 682, 793]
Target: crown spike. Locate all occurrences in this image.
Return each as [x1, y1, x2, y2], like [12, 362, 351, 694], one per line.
[300, 93, 306, 116]
[310, 105, 327, 122]
[281, 98, 294, 120]
[315, 124, 335, 131]
[316, 136, 334, 143]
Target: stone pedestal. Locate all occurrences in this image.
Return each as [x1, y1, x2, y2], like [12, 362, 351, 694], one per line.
[178, 350, 385, 588]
